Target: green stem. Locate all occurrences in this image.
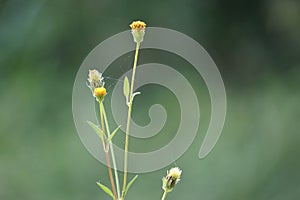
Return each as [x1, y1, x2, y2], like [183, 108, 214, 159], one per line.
[122, 41, 141, 199]
[99, 101, 118, 199]
[101, 101, 121, 199]
[161, 190, 168, 200]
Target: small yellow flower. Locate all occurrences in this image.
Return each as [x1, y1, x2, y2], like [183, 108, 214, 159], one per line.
[162, 167, 182, 192]
[130, 21, 146, 30]
[130, 20, 146, 43]
[94, 87, 107, 101]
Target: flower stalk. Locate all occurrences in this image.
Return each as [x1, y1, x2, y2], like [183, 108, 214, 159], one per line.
[121, 20, 146, 200]
[161, 190, 168, 200]
[101, 101, 121, 198]
[122, 41, 140, 199]
[99, 100, 118, 199]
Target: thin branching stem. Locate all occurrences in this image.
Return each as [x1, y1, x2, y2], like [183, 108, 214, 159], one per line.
[121, 41, 141, 199]
[99, 101, 118, 199]
[101, 101, 121, 199]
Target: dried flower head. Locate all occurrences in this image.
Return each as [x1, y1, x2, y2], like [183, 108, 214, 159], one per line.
[130, 20, 146, 43]
[162, 167, 182, 192]
[87, 69, 105, 92]
[94, 87, 107, 101]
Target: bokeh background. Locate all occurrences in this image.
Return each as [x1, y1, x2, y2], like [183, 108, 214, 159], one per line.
[1, 0, 300, 199]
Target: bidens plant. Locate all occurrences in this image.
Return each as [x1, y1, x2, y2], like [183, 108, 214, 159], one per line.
[86, 21, 182, 200]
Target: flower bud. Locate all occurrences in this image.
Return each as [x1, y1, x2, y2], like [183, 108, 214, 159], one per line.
[130, 20, 146, 43]
[94, 87, 107, 101]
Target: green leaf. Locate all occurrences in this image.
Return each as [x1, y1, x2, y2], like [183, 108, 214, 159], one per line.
[87, 121, 104, 142]
[107, 125, 121, 143]
[124, 175, 138, 197]
[96, 182, 116, 200]
[132, 91, 141, 100]
[123, 76, 130, 101]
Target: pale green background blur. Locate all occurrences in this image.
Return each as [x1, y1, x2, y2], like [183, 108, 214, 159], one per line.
[1, 0, 300, 199]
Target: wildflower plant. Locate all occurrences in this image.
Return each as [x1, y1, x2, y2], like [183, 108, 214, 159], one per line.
[86, 20, 182, 200]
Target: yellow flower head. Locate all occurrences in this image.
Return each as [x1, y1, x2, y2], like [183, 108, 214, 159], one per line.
[130, 20, 146, 43]
[94, 87, 107, 101]
[130, 21, 146, 30]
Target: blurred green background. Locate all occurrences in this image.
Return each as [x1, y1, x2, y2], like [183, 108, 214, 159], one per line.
[1, 0, 300, 199]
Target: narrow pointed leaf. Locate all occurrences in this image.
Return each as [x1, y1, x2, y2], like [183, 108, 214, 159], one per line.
[96, 182, 115, 200]
[107, 125, 121, 143]
[124, 175, 138, 197]
[123, 76, 130, 101]
[87, 121, 104, 142]
[132, 92, 141, 100]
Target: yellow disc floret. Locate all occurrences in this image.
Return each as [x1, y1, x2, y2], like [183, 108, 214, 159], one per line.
[130, 21, 146, 30]
[94, 87, 107, 101]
